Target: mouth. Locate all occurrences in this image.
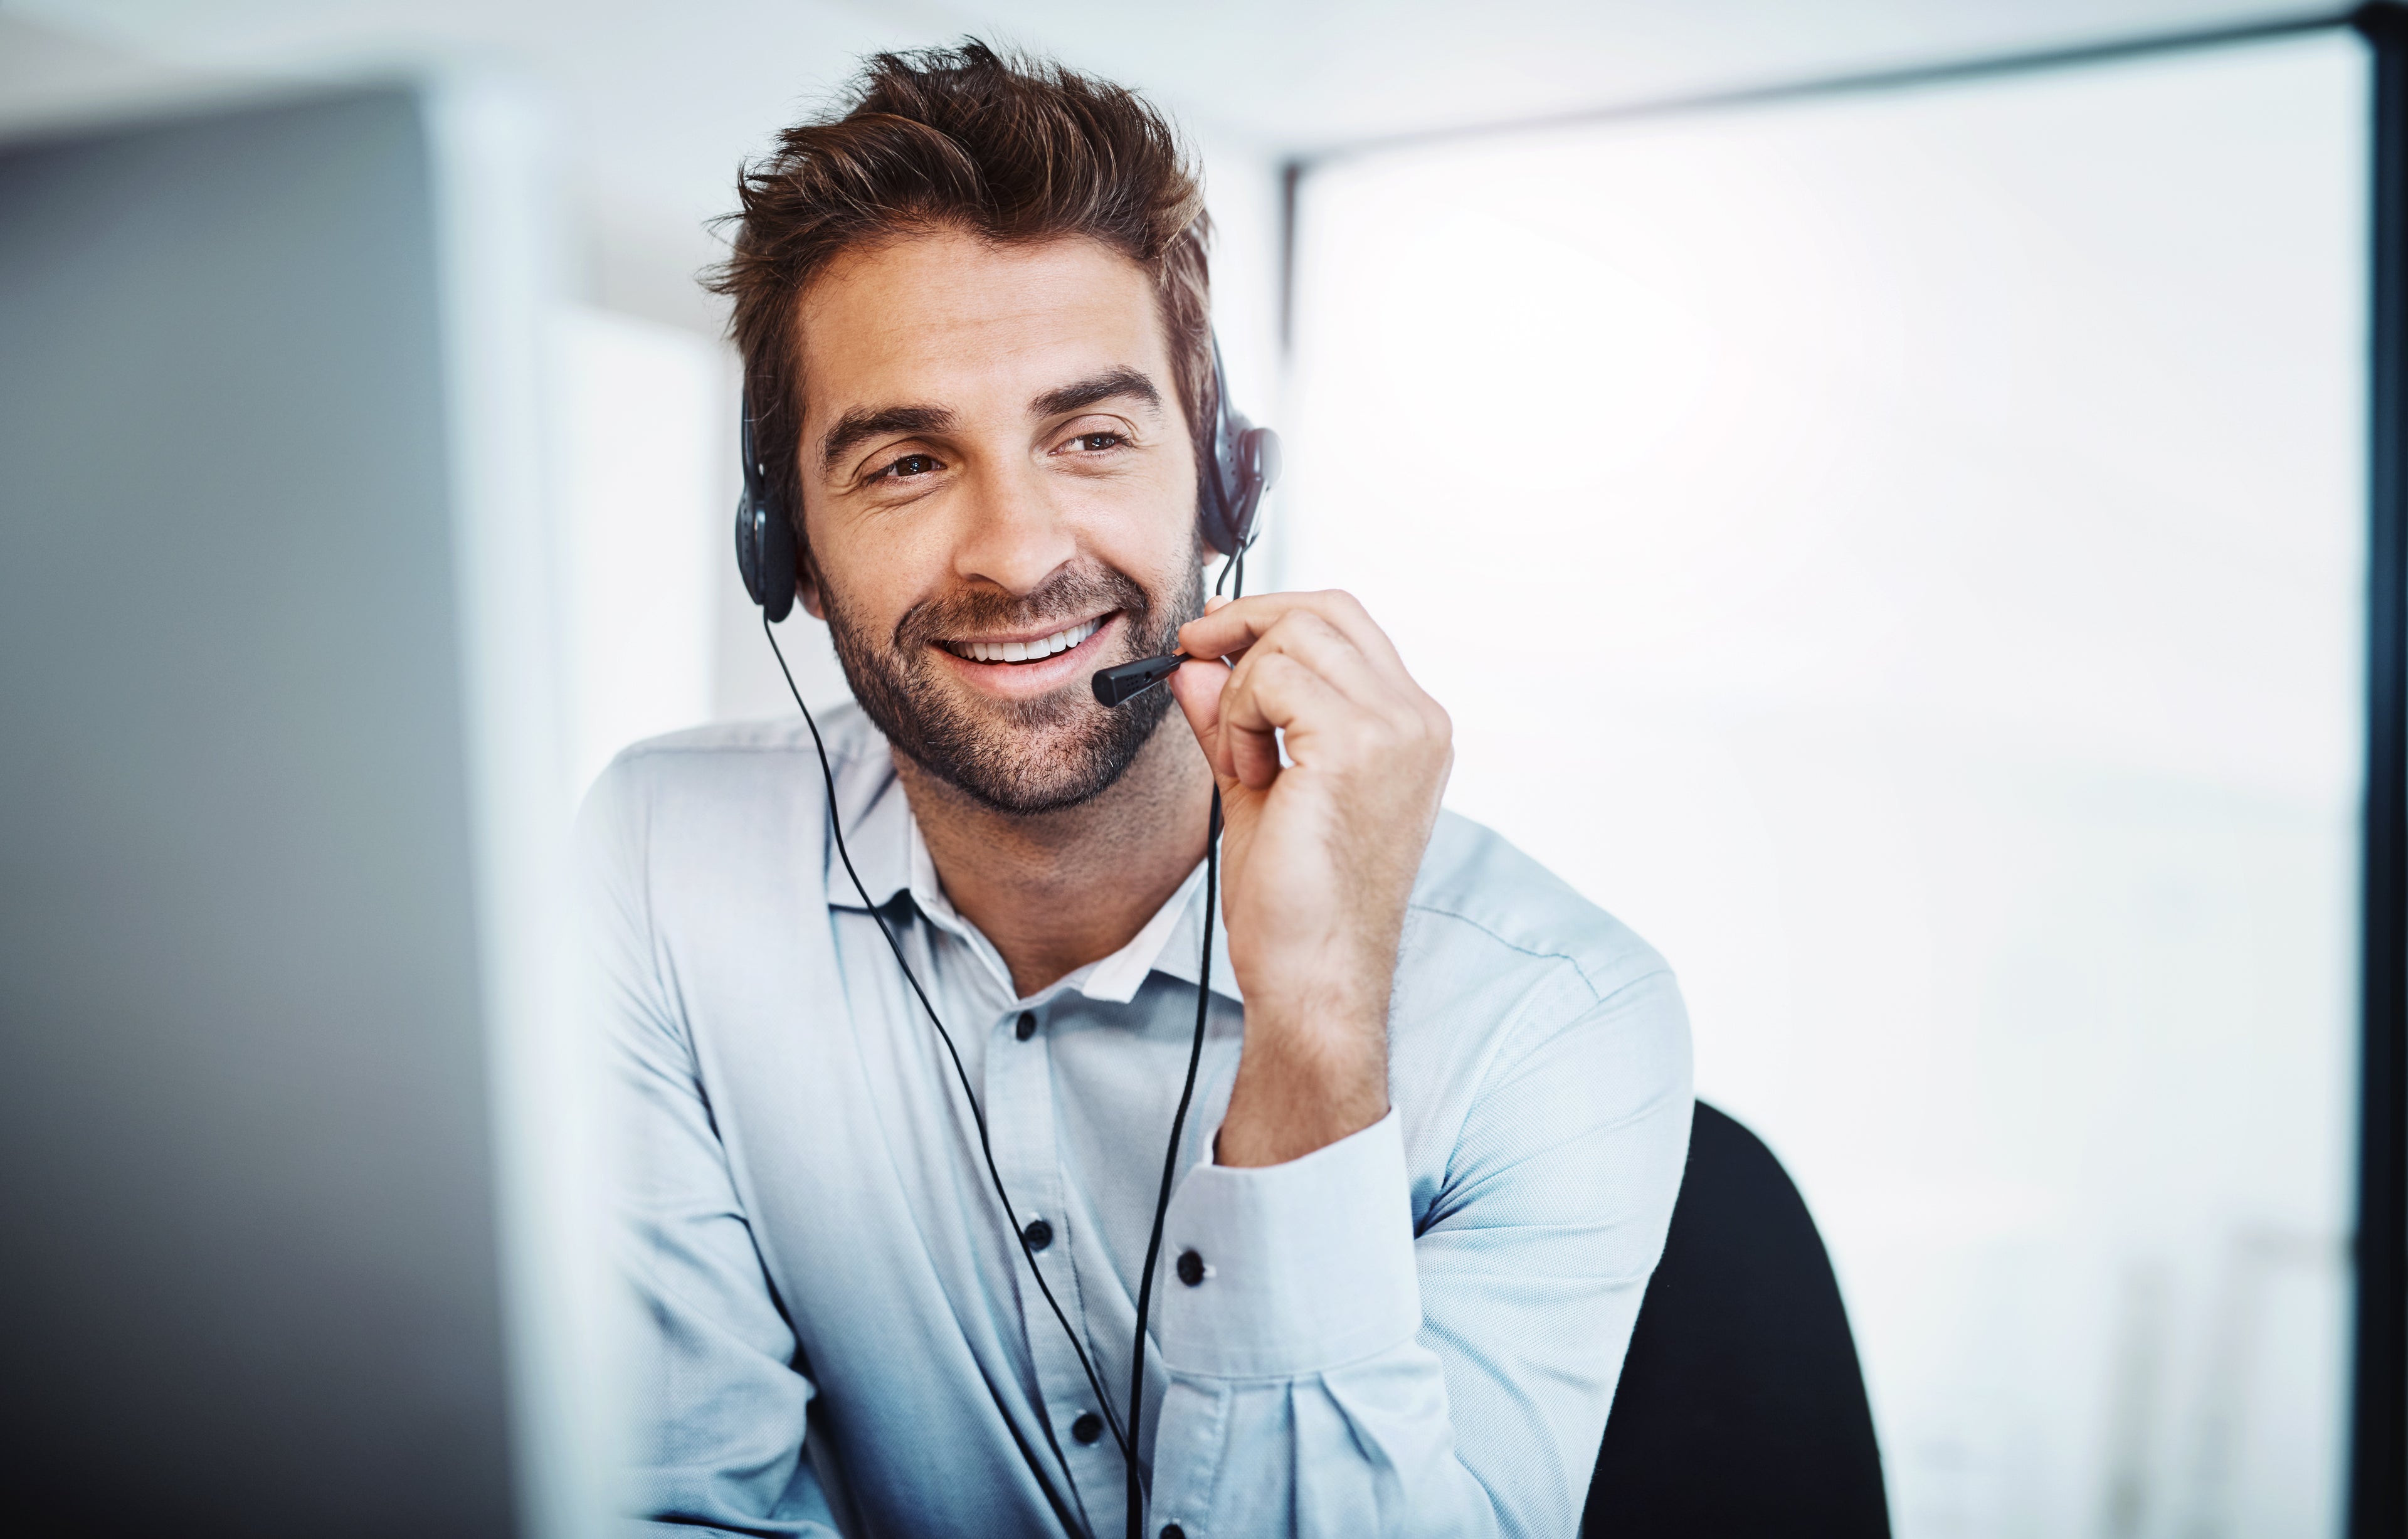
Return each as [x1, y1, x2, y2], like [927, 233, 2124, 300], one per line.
[939, 614, 1109, 665]
[931, 610, 1124, 699]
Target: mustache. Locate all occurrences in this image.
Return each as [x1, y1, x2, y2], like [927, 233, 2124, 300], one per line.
[895, 565, 1153, 652]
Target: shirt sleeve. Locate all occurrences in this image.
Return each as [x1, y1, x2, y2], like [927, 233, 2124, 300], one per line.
[579, 758, 843, 1538]
[1146, 967, 1692, 1539]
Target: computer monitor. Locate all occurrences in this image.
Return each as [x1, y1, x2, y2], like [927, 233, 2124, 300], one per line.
[0, 81, 601, 1537]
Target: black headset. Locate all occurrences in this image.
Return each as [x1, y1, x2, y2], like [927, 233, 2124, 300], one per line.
[736, 338, 1277, 616]
[739, 338, 1279, 1539]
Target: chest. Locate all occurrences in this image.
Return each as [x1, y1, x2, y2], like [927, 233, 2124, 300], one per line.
[694, 904, 1249, 1331]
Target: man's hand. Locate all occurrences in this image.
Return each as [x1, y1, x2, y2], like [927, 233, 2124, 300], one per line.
[1167, 591, 1452, 1168]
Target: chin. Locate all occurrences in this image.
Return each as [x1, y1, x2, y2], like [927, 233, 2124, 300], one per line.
[905, 683, 1172, 816]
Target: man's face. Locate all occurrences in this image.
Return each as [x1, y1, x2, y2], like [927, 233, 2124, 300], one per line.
[792, 229, 1206, 813]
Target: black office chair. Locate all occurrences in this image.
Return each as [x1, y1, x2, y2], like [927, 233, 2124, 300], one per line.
[1583, 1101, 1890, 1537]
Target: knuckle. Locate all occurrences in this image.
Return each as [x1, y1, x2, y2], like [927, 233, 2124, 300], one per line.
[1322, 588, 1370, 627]
[1287, 611, 1341, 650]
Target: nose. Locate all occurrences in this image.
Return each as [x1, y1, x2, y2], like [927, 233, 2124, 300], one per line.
[950, 455, 1077, 598]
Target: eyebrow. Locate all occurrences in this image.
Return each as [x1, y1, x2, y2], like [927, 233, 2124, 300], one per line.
[1031, 367, 1162, 420]
[820, 404, 953, 473]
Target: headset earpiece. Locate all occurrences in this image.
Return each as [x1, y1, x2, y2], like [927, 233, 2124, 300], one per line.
[736, 397, 798, 622]
[1233, 424, 1280, 543]
[1200, 339, 1281, 559]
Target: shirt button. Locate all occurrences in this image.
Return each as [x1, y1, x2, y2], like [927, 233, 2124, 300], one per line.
[1021, 1218, 1054, 1252]
[1071, 1410, 1103, 1444]
[1176, 1249, 1205, 1286]
[1015, 1011, 1038, 1041]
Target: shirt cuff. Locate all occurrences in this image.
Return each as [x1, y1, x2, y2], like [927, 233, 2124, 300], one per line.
[1154, 1109, 1420, 1378]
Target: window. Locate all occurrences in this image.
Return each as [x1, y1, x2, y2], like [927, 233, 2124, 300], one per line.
[1285, 34, 2367, 1535]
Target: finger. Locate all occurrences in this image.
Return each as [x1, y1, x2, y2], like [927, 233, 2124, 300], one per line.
[1175, 592, 1301, 664]
[1291, 588, 1410, 675]
[1166, 657, 1235, 785]
[1215, 655, 1282, 790]
[1231, 608, 1402, 716]
[1177, 589, 1407, 675]
[1214, 649, 1354, 791]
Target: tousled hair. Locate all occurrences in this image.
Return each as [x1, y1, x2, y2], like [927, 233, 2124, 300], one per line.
[705, 40, 1215, 552]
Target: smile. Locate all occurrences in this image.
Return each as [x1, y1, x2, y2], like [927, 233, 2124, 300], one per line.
[942, 616, 1106, 665]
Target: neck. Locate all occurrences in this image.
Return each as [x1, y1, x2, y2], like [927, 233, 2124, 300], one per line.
[895, 716, 1213, 997]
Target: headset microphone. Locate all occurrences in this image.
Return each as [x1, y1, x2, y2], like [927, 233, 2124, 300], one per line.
[1092, 652, 1188, 707]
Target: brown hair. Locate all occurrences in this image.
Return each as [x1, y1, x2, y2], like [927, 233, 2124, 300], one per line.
[706, 40, 1215, 548]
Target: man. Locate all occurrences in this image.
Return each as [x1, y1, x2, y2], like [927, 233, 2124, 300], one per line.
[581, 41, 1691, 1539]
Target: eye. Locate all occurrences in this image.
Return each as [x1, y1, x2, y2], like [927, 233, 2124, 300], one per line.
[871, 452, 941, 482]
[1062, 431, 1126, 453]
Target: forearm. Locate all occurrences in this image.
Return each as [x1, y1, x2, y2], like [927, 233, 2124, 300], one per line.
[1170, 588, 1449, 1172]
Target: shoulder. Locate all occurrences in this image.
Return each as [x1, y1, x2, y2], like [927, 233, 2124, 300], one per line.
[593, 706, 880, 788]
[1388, 811, 1691, 1212]
[581, 706, 877, 822]
[1402, 808, 1673, 1010]
[574, 705, 885, 882]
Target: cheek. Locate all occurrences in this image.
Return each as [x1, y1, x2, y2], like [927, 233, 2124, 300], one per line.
[809, 512, 951, 633]
[1069, 455, 1200, 575]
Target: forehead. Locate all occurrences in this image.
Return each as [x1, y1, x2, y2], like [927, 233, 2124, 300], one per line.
[793, 230, 1170, 420]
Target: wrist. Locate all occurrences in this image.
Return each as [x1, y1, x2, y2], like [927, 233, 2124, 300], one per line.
[1215, 1013, 1389, 1167]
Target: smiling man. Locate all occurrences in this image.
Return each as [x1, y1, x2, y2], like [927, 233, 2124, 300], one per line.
[580, 42, 1692, 1539]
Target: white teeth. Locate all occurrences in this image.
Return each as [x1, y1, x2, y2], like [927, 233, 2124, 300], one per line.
[956, 618, 1101, 664]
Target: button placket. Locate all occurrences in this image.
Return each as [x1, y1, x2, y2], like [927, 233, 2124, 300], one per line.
[983, 1004, 1118, 1501]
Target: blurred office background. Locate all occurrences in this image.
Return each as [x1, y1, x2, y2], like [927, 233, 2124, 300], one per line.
[0, 3, 2377, 1536]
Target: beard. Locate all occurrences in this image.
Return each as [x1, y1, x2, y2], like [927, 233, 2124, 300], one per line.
[821, 553, 1204, 815]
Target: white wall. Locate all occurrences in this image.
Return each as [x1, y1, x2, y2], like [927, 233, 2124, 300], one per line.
[1285, 34, 2365, 1539]
[552, 307, 724, 796]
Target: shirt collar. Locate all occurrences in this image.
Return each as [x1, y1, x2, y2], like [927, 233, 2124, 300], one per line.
[822, 743, 1241, 1007]
[821, 750, 916, 912]
[1075, 855, 1242, 1006]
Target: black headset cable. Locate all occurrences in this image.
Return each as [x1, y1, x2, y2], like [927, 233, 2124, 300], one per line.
[1124, 548, 1244, 1539]
[1122, 788, 1219, 1539]
[764, 617, 1135, 1481]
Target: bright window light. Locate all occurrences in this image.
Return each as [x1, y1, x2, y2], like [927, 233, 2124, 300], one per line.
[1286, 34, 2365, 1538]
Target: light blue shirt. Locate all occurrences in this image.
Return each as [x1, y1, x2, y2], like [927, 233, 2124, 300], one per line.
[579, 706, 1692, 1538]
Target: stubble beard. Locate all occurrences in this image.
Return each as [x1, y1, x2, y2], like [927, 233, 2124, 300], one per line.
[821, 554, 1205, 815]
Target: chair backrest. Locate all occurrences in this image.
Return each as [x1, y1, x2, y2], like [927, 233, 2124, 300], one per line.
[1584, 1102, 1889, 1537]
